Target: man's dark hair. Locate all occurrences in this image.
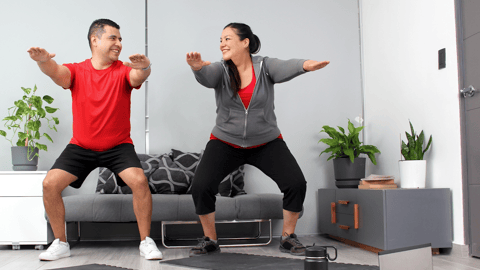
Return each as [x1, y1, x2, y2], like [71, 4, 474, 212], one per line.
[88, 19, 120, 49]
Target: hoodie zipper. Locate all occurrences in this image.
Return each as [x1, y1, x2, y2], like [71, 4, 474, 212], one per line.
[221, 60, 263, 148]
[238, 60, 262, 148]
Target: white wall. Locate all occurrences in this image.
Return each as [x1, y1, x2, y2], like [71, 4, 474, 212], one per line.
[360, 0, 463, 244]
[147, 0, 363, 235]
[0, 1, 146, 195]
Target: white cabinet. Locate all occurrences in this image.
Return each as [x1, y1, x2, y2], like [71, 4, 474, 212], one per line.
[0, 171, 47, 249]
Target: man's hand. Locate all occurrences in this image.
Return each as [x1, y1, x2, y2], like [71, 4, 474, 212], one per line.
[27, 47, 56, 63]
[186, 52, 211, 71]
[303, 60, 330, 72]
[124, 54, 150, 70]
[27, 47, 70, 89]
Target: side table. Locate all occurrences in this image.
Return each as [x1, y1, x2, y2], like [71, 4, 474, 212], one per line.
[0, 171, 47, 250]
[318, 188, 452, 252]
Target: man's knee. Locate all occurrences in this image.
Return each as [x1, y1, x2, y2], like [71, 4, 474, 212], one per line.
[128, 175, 150, 193]
[43, 172, 68, 194]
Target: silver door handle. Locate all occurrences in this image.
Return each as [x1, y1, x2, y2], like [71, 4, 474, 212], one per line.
[461, 85, 476, 98]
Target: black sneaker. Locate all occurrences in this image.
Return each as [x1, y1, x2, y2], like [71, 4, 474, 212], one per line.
[279, 233, 306, 256]
[189, 236, 221, 257]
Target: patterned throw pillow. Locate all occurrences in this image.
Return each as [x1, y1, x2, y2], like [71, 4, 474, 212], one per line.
[218, 165, 246, 197]
[138, 153, 163, 178]
[170, 149, 203, 179]
[148, 154, 191, 194]
[96, 167, 132, 194]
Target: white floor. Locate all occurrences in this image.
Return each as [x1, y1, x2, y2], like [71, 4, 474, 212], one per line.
[0, 235, 479, 270]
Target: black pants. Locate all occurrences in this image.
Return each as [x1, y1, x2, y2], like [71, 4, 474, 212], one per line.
[192, 138, 307, 215]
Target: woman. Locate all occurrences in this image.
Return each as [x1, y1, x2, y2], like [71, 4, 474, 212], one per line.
[186, 22, 329, 257]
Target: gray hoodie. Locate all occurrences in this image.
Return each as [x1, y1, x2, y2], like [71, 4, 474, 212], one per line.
[193, 55, 307, 148]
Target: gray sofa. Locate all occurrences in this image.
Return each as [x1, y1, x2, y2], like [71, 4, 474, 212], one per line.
[52, 151, 287, 248]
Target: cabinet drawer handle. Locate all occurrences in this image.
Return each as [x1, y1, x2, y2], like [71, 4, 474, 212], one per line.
[354, 204, 359, 229]
[339, 225, 350, 230]
[338, 200, 349, 205]
[331, 202, 336, 224]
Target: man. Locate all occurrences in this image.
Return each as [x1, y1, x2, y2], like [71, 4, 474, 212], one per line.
[28, 19, 162, 261]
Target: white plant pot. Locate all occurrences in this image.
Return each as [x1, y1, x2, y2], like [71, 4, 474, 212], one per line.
[398, 160, 427, 188]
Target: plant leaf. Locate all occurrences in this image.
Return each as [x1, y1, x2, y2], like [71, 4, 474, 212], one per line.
[36, 143, 48, 151]
[52, 117, 59, 125]
[368, 153, 378, 165]
[344, 148, 355, 163]
[423, 135, 433, 154]
[22, 87, 31, 95]
[409, 120, 415, 137]
[319, 138, 339, 147]
[43, 133, 53, 143]
[43, 95, 54, 104]
[3, 116, 17, 121]
[45, 106, 59, 114]
[347, 119, 355, 134]
[0, 130, 6, 137]
[18, 132, 27, 141]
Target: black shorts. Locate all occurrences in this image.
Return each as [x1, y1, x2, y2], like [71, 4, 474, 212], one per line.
[51, 143, 142, 188]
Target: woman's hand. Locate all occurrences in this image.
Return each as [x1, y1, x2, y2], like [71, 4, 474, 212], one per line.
[303, 60, 330, 72]
[186, 52, 211, 71]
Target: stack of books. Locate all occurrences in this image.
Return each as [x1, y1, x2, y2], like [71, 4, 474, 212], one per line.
[358, 174, 397, 189]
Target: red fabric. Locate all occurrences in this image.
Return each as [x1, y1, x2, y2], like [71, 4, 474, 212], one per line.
[63, 59, 140, 151]
[210, 66, 282, 149]
[238, 66, 256, 109]
[210, 134, 283, 149]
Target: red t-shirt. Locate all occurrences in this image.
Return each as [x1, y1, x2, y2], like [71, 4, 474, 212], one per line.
[211, 66, 282, 148]
[64, 59, 140, 151]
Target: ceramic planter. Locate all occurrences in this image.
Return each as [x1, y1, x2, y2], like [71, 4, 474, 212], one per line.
[11, 146, 38, 171]
[398, 160, 426, 188]
[333, 157, 366, 188]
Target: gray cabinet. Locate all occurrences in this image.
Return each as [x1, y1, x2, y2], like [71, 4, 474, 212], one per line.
[317, 188, 452, 250]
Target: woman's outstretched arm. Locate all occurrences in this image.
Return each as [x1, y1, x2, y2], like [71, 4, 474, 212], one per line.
[303, 60, 330, 72]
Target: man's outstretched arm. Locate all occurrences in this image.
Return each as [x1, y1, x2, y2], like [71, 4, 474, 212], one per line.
[124, 54, 151, 88]
[27, 47, 71, 89]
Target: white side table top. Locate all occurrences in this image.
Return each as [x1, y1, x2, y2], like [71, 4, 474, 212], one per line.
[0, 171, 47, 175]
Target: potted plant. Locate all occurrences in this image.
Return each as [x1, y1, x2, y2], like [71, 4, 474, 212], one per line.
[0, 85, 59, 171]
[319, 117, 381, 188]
[399, 121, 432, 188]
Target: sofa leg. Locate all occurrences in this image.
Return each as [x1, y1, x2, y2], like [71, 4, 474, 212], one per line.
[67, 222, 82, 249]
[161, 219, 273, 249]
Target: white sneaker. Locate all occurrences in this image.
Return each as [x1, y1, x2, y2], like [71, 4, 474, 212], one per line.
[39, 239, 71, 261]
[139, 236, 163, 260]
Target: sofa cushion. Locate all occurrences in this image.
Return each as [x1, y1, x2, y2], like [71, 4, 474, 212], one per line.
[149, 154, 191, 194]
[60, 193, 285, 223]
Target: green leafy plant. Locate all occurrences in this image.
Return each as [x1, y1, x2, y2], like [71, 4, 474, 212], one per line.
[401, 121, 432, 160]
[0, 85, 59, 160]
[319, 118, 381, 164]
